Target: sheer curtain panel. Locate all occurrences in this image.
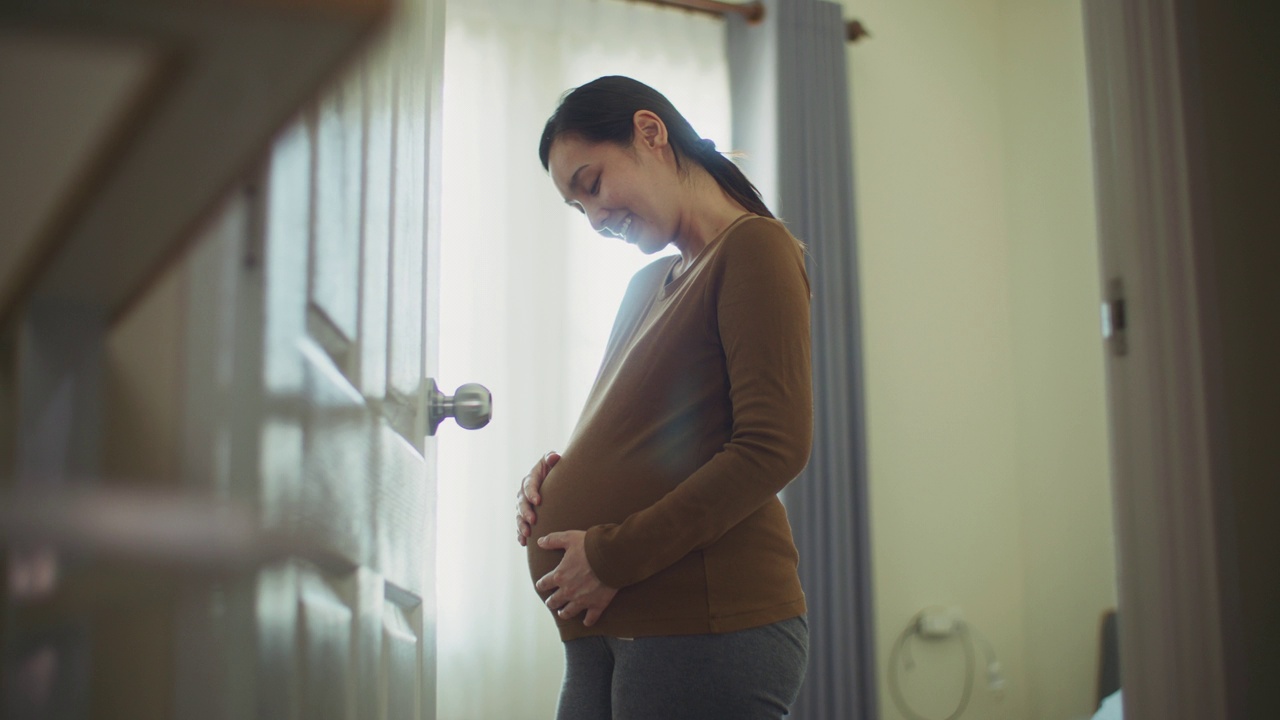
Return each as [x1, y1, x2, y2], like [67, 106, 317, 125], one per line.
[436, 1, 730, 717]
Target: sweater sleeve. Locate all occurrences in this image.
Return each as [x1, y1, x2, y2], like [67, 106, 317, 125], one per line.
[583, 221, 814, 589]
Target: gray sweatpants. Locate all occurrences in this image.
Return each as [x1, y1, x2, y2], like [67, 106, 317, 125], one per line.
[556, 615, 808, 720]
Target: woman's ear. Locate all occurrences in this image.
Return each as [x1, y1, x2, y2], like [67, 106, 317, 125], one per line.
[633, 110, 668, 151]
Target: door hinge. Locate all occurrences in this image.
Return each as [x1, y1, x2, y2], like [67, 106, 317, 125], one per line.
[1101, 277, 1127, 357]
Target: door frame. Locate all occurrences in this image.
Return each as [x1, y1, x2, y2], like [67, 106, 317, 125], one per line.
[1081, 0, 1232, 717]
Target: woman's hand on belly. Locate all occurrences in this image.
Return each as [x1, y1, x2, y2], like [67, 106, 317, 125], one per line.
[535, 530, 618, 627]
[516, 451, 559, 546]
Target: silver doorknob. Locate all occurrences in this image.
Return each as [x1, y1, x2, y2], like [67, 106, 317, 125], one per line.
[426, 379, 492, 435]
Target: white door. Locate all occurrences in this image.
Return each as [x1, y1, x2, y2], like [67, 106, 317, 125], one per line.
[1082, 1, 1229, 718]
[0, 1, 455, 712]
[0, 0, 458, 717]
[179, 0, 454, 716]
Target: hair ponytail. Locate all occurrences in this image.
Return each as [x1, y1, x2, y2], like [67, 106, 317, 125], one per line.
[539, 76, 775, 219]
[688, 137, 774, 219]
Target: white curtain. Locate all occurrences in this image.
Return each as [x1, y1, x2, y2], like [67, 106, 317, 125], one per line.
[435, 1, 730, 718]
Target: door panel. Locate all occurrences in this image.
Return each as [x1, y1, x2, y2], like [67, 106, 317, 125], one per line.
[299, 341, 374, 564]
[353, 568, 385, 720]
[245, 0, 444, 715]
[382, 591, 424, 719]
[387, 0, 429, 404]
[358, 41, 394, 399]
[371, 425, 434, 596]
[253, 564, 302, 720]
[298, 569, 357, 720]
[310, 73, 364, 370]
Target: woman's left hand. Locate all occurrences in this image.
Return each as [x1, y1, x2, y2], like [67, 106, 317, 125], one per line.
[535, 530, 618, 627]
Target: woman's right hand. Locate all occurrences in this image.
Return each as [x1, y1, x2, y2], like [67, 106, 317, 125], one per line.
[516, 451, 560, 546]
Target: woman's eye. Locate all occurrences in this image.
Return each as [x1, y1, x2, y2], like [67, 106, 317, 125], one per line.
[590, 177, 600, 195]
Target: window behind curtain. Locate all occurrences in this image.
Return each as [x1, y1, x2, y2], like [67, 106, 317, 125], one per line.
[436, 0, 731, 717]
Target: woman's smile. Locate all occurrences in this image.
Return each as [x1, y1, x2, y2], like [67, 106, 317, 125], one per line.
[605, 213, 637, 243]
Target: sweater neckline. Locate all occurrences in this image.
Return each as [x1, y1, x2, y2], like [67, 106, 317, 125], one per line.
[659, 214, 757, 299]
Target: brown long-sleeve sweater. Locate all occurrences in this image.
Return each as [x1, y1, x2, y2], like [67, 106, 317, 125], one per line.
[526, 214, 813, 642]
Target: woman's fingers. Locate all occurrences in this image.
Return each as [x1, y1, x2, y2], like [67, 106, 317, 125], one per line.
[523, 451, 561, 506]
[520, 474, 539, 506]
[523, 460, 544, 505]
[533, 532, 618, 625]
[543, 585, 586, 621]
[515, 498, 535, 547]
[542, 451, 562, 473]
[515, 451, 558, 545]
[517, 496, 536, 525]
[535, 567, 559, 594]
[537, 532, 568, 551]
[551, 588, 617, 626]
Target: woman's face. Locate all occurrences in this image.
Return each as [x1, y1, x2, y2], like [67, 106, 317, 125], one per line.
[547, 113, 682, 255]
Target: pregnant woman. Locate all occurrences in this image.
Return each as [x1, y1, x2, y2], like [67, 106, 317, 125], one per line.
[515, 76, 813, 720]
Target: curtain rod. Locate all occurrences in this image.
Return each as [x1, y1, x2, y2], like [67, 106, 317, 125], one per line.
[623, 0, 871, 42]
[634, 0, 765, 23]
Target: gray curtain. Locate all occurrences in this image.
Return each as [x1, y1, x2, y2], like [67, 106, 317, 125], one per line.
[727, 2, 877, 719]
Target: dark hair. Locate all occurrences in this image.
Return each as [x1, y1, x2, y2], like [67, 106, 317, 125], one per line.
[539, 76, 775, 219]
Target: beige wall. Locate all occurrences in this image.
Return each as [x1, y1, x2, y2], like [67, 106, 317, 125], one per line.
[999, 2, 1117, 717]
[841, 1, 1115, 719]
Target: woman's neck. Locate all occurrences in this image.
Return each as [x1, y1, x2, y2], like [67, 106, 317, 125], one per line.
[670, 168, 751, 267]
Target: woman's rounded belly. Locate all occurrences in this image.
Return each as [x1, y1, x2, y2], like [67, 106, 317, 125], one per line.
[524, 452, 670, 593]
